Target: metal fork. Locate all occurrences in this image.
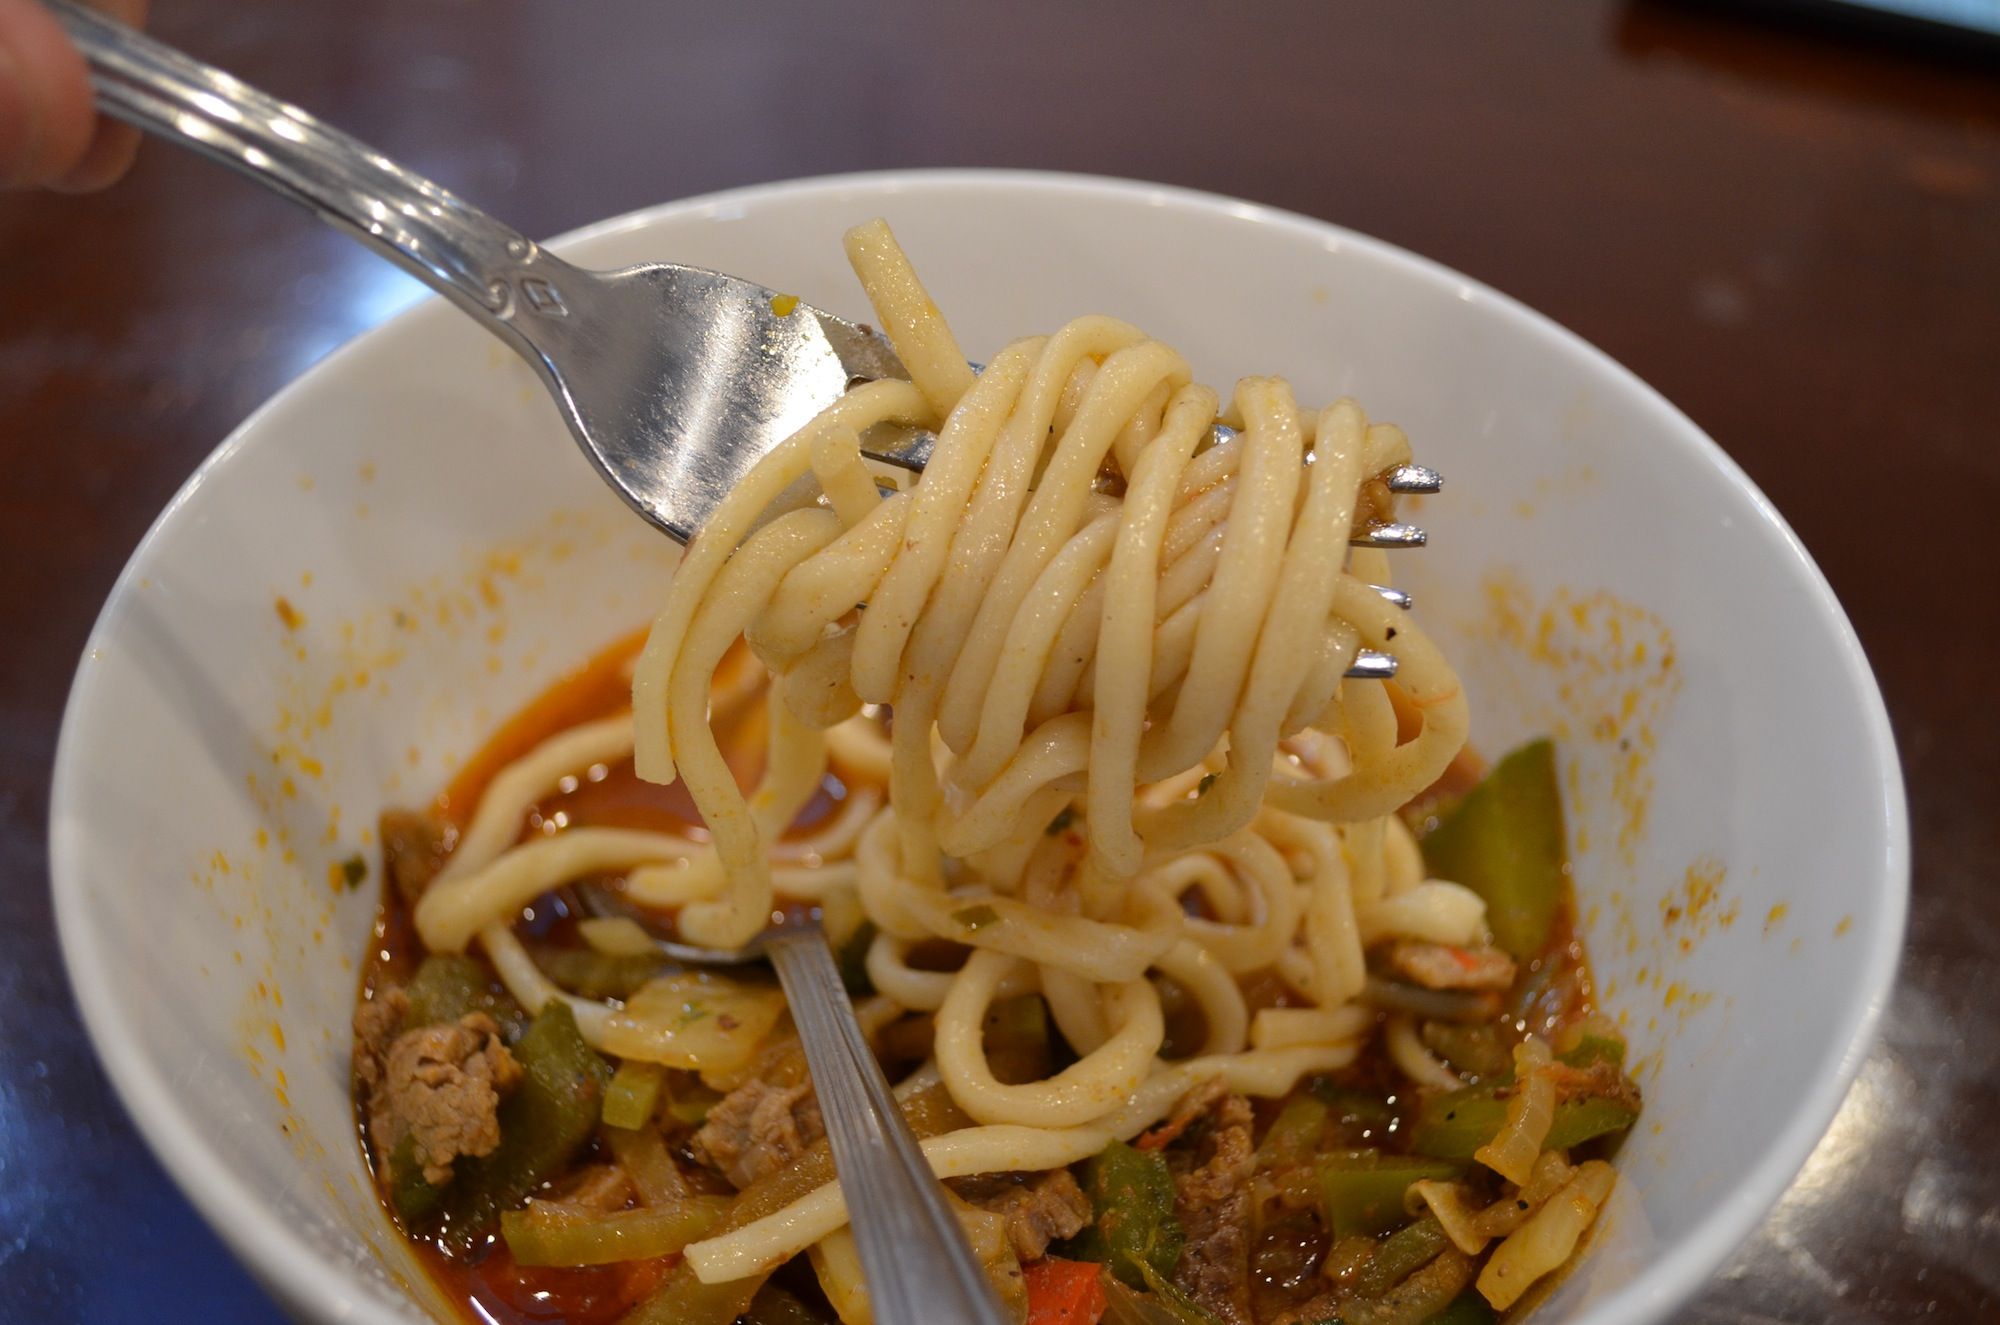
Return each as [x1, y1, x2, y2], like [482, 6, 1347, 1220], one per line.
[51, 2, 1436, 684]
[575, 887, 993, 1313]
[598, 895, 1002, 1325]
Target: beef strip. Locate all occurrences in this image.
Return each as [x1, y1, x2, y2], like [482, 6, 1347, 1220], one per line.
[947, 1170, 1094, 1261]
[1137, 1076, 1227, 1152]
[355, 993, 521, 1187]
[1165, 1084, 1257, 1325]
[550, 1163, 638, 1213]
[353, 985, 410, 1101]
[1386, 940, 1517, 992]
[1548, 1059, 1644, 1112]
[380, 809, 457, 904]
[690, 1075, 825, 1189]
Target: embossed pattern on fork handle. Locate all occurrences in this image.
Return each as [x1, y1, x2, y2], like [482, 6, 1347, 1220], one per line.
[47, 0, 573, 358]
[767, 933, 1011, 1325]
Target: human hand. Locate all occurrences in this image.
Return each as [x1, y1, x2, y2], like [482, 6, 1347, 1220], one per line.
[1, 0, 147, 190]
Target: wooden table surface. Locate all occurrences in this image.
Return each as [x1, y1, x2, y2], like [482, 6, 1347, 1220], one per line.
[3, 2, 1995, 1320]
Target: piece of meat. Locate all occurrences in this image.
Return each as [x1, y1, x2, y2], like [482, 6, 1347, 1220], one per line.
[1272, 1289, 1340, 1325]
[550, 1163, 638, 1213]
[380, 809, 457, 903]
[1165, 1086, 1257, 1325]
[690, 1076, 824, 1189]
[947, 1170, 1093, 1261]
[1386, 940, 1518, 992]
[1136, 1075, 1227, 1152]
[363, 1011, 522, 1186]
[353, 985, 410, 1103]
[1547, 1059, 1644, 1112]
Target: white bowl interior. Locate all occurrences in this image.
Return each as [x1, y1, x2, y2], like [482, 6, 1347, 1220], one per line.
[52, 172, 1905, 1324]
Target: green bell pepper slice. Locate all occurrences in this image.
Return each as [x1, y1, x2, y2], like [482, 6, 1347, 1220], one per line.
[1066, 1138, 1185, 1288]
[426, 1000, 610, 1253]
[1355, 1214, 1452, 1296]
[403, 953, 526, 1039]
[1408, 1085, 1638, 1162]
[1316, 1153, 1464, 1240]
[1424, 1290, 1498, 1324]
[1256, 1092, 1330, 1170]
[1420, 739, 1566, 961]
[500, 1196, 729, 1266]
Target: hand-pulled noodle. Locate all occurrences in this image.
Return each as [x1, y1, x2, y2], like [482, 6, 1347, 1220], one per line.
[407, 220, 1532, 1290]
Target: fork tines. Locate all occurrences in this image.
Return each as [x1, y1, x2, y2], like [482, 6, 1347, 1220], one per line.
[1352, 521, 1427, 549]
[1385, 464, 1441, 495]
[1342, 462, 1437, 678]
[1351, 463, 1438, 549]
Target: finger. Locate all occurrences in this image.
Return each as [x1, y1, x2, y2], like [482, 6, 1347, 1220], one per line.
[48, 115, 136, 191]
[48, 0, 152, 192]
[45, 0, 152, 191]
[0, 0, 96, 187]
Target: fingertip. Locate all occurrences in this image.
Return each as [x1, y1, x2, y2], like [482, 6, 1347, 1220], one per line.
[49, 116, 139, 192]
[0, 0, 100, 186]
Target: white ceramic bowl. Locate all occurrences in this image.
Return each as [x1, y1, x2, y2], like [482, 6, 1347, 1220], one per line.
[51, 170, 1906, 1324]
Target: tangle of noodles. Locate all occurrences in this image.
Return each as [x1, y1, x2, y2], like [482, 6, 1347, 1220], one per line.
[399, 221, 1620, 1303]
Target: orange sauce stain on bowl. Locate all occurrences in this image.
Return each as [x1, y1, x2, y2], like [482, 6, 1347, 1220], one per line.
[1476, 571, 1680, 870]
[1660, 857, 1738, 943]
[1467, 571, 1741, 1047]
[216, 507, 670, 1128]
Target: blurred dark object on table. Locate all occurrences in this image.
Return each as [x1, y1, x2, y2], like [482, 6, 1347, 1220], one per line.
[1643, 0, 2000, 58]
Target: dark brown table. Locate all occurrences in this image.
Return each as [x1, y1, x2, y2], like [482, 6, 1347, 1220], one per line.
[3, 2, 1995, 1320]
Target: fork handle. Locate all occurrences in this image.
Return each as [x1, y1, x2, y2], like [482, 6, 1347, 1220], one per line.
[766, 932, 1011, 1325]
[48, 1, 571, 355]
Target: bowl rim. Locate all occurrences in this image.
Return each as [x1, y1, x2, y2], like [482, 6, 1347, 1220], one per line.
[50, 166, 1909, 1325]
